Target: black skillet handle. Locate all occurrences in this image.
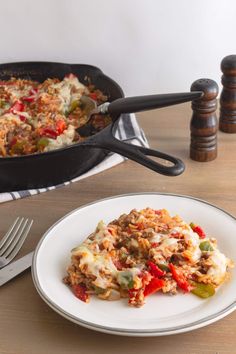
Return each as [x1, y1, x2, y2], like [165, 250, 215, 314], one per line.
[83, 133, 185, 176]
[105, 91, 203, 116]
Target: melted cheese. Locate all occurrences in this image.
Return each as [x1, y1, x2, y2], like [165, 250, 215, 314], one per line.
[57, 83, 72, 111]
[0, 113, 22, 124]
[72, 244, 117, 288]
[150, 233, 165, 243]
[191, 247, 202, 262]
[64, 75, 86, 91]
[183, 229, 200, 247]
[183, 229, 202, 261]
[207, 249, 227, 282]
[92, 221, 116, 251]
[51, 76, 86, 113]
[45, 125, 75, 151]
[159, 237, 178, 249]
[5, 86, 30, 100]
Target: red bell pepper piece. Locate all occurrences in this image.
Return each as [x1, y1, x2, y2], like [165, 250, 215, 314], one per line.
[39, 120, 66, 139]
[30, 88, 38, 95]
[72, 283, 89, 302]
[89, 92, 98, 101]
[169, 263, 193, 292]
[150, 242, 158, 248]
[147, 261, 165, 277]
[19, 115, 26, 122]
[56, 119, 66, 134]
[155, 210, 162, 215]
[194, 226, 206, 238]
[190, 223, 206, 239]
[39, 127, 58, 139]
[144, 277, 165, 297]
[10, 100, 25, 113]
[22, 88, 38, 102]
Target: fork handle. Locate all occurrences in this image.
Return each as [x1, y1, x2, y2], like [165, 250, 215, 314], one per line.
[0, 251, 33, 286]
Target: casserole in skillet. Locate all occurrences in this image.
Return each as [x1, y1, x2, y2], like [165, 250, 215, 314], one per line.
[0, 61, 188, 191]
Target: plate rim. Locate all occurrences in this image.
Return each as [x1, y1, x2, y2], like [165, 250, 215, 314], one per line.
[31, 192, 236, 336]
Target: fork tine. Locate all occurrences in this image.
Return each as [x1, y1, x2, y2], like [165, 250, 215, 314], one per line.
[3, 218, 29, 258]
[4, 219, 33, 262]
[1, 218, 27, 257]
[0, 217, 24, 256]
[0, 217, 20, 249]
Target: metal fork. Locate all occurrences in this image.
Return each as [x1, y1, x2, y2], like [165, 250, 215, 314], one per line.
[0, 217, 33, 269]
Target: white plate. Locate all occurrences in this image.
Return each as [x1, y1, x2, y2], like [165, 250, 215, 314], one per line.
[32, 193, 236, 336]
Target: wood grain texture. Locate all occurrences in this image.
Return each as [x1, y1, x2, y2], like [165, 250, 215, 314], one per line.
[0, 103, 236, 354]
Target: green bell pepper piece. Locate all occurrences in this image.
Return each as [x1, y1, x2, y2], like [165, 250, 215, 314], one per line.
[157, 263, 170, 272]
[117, 270, 134, 289]
[37, 138, 49, 149]
[199, 241, 214, 252]
[191, 281, 215, 298]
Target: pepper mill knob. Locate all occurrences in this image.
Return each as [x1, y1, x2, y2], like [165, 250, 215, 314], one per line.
[219, 55, 236, 133]
[190, 78, 218, 162]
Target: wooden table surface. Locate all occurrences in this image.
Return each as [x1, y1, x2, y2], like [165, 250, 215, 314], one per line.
[1, 103, 236, 354]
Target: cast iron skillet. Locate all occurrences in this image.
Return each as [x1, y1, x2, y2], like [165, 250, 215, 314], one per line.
[0, 62, 196, 192]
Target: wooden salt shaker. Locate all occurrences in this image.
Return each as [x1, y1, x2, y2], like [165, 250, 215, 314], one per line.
[220, 55, 236, 133]
[190, 78, 218, 162]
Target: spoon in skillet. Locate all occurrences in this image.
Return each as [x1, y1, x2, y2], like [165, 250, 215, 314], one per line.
[77, 91, 203, 136]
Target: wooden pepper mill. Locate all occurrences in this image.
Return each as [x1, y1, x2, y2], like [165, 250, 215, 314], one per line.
[190, 78, 218, 162]
[220, 55, 236, 133]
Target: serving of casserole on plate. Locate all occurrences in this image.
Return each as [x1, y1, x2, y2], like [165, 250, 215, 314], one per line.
[64, 207, 233, 307]
[32, 193, 236, 336]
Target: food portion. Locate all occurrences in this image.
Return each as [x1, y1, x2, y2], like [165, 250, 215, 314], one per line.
[0, 74, 111, 157]
[64, 208, 234, 307]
